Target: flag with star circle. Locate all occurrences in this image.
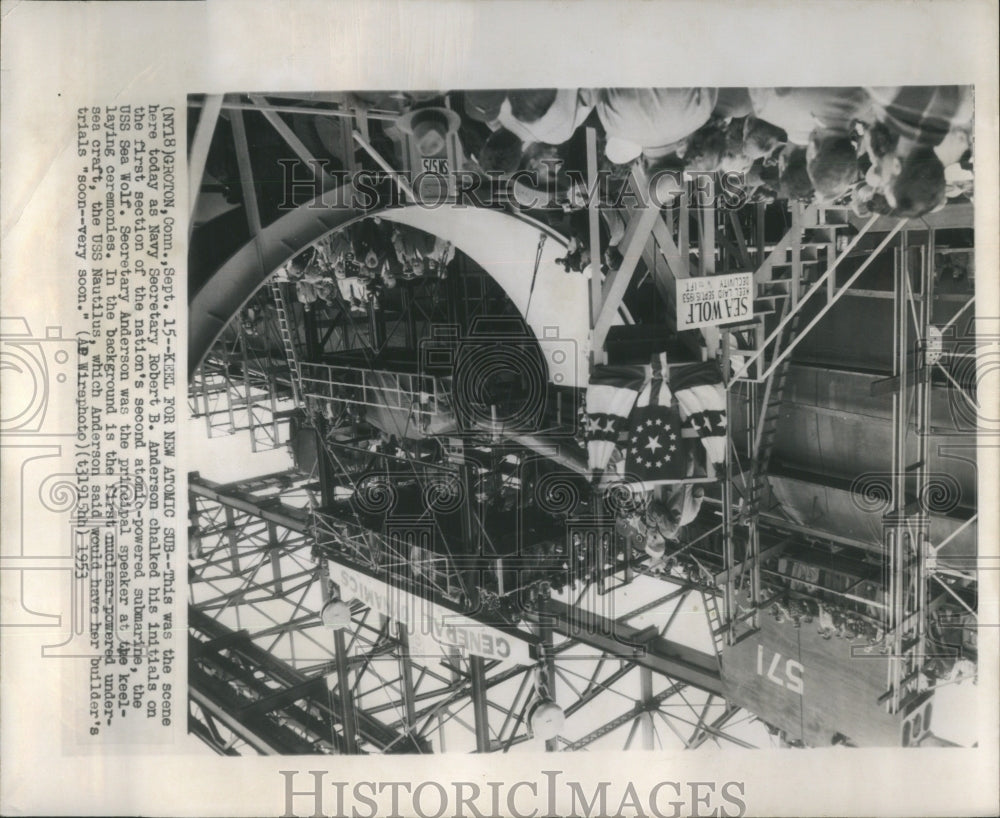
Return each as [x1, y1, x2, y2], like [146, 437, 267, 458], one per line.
[625, 379, 688, 483]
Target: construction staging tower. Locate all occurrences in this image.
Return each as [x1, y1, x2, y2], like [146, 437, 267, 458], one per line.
[186, 93, 978, 754]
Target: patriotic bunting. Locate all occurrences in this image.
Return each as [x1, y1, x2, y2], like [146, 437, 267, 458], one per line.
[671, 362, 728, 468]
[585, 365, 646, 473]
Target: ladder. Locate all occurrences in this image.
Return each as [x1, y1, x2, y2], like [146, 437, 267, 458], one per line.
[269, 280, 304, 406]
[751, 300, 802, 490]
[702, 588, 729, 658]
[720, 204, 852, 642]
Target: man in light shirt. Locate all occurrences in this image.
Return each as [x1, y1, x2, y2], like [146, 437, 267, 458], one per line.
[595, 87, 719, 166]
[498, 88, 595, 147]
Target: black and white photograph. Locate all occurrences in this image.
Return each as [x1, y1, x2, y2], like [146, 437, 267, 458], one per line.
[1, 2, 998, 816]
[186, 86, 979, 758]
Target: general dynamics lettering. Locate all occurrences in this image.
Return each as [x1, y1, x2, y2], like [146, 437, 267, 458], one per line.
[337, 566, 516, 661]
[338, 566, 414, 625]
[422, 616, 512, 660]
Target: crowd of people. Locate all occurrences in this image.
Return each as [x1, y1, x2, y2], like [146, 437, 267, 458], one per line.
[766, 592, 889, 650]
[279, 217, 454, 314]
[462, 86, 973, 219]
[270, 85, 973, 312]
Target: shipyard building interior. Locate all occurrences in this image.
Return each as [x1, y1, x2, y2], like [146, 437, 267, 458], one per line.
[185, 88, 978, 754]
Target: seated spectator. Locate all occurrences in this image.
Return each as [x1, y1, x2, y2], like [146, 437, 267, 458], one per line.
[742, 116, 787, 160]
[850, 183, 893, 217]
[363, 248, 385, 277]
[403, 257, 424, 278]
[284, 246, 325, 285]
[747, 86, 874, 146]
[864, 86, 973, 217]
[332, 259, 368, 313]
[477, 127, 524, 176]
[313, 277, 338, 307]
[463, 89, 507, 127]
[745, 88, 870, 201]
[522, 142, 570, 189]
[712, 87, 753, 119]
[498, 88, 595, 147]
[885, 148, 947, 217]
[776, 145, 814, 202]
[867, 85, 972, 151]
[806, 130, 860, 200]
[380, 267, 398, 290]
[351, 218, 395, 273]
[681, 119, 728, 172]
[391, 223, 432, 267]
[295, 278, 319, 310]
[318, 230, 354, 272]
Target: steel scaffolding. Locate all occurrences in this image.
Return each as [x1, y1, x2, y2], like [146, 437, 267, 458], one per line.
[187, 94, 978, 751]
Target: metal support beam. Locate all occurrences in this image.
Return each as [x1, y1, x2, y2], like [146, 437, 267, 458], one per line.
[534, 598, 559, 752]
[189, 607, 430, 754]
[592, 196, 662, 353]
[469, 656, 491, 752]
[249, 93, 336, 185]
[563, 682, 685, 751]
[333, 628, 361, 753]
[587, 127, 603, 350]
[639, 668, 655, 750]
[540, 599, 724, 695]
[188, 94, 224, 220]
[189, 473, 311, 533]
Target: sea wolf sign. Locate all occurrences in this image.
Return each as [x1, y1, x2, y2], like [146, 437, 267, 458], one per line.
[677, 272, 754, 330]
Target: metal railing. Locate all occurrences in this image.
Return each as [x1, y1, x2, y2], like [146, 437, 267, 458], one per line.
[299, 360, 453, 426]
